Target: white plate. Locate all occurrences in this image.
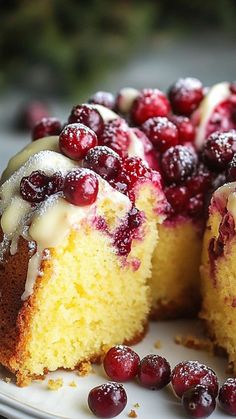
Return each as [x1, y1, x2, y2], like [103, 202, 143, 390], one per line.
[0, 320, 229, 419]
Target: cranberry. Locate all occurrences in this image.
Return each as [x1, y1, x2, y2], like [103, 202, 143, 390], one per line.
[88, 382, 127, 418]
[205, 100, 236, 139]
[228, 154, 236, 181]
[99, 118, 130, 158]
[68, 104, 104, 136]
[170, 115, 196, 144]
[203, 131, 236, 171]
[113, 207, 142, 256]
[168, 77, 204, 116]
[84, 146, 121, 181]
[17, 101, 49, 130]
[219, 378, 236, 415]
[131, 88, 170, 125]
[161, 145, 197, 184]
[142, 116, 179, 152]
[20, 171, 49, 203]
[88, 91, 115, 110]
[59, 123, 98, 160]
[131, 128, 159, 171]
[165, 185, 189, 214]
[121, 157, 151, 189]
[186, 165, 212, 195]
[187, 194, 204, 217]
[32, 117, 62, 141]
[63, 169, 99, 206]
[171, 361, 218, 398]
[103, 345, 140, 382]
[46, 172, 64, 195]
[137, 354, 171, 390]
[182, 385, 216, 418]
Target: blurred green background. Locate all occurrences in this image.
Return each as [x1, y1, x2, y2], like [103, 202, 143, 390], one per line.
[1, 0, 236, 99]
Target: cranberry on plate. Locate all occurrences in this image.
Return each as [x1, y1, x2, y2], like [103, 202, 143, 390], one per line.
[88, 382, 127, 418]
[137, 354, 171, 390]
[103, 345, 140, 382]
[182, 385, 216, 418]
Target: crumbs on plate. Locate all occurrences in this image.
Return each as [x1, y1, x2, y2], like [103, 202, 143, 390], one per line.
[128, 409, 138, 418]
[154, 340, 162, 349]
[69, 380, 77, 387]
[77, 361, 93, 377]
[47, 378, 63, 390]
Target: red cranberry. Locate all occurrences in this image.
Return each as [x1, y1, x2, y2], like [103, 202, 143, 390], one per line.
[103, 345, 140, 382]
[137, 354, 171, 390]
[20, 171, 49, 203]
[17, 101, 49, 130]
[131, 128, 159, 171]
[63, 169, 99, 206]
[88, 91, 115, 110]
[168, 77, 204, 116]
[187, 194, 204, 217]
[32, 117, 62, 141]
[46, 172, 64, 195]
[182, 385, 216, 418]
[203, 131, 236, 171]
[161, 145, 197, 184]
[142, 116, 179, 152]
[68, 104, 104, 136]
[170, 115, 196, 144]
[227, 154, 236, 181]
[113, 207, 142, 256]
[59, 123, 98, 160]
[171, 361, 218, 398]
[186, 165, 212, 195]
[131, 88, 170, 125]
[88, 382, 127, 418]
[99, 118, 130, 158]
[122, 157, 151, 189]
[219, 378, 236, 415]
[165, 185, 189, 214]
[84, 146, 121, 181]
[205, 100, 236, 139]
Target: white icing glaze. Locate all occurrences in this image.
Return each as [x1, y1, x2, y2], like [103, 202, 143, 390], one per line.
[195, 82, 230, 149]
[128, 129, 146, 161]
[89, 104, 118, 122]
[1, 136, 59, 183]
[117, 87, 139, 114]
[0, 149, 131, 301]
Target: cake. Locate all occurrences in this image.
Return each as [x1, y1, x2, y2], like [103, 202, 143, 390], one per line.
[1, 77, 236, 386]
[0, 123, 167, 386]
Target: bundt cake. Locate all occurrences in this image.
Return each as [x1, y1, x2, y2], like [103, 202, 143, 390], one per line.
[0, 123, 167, 386]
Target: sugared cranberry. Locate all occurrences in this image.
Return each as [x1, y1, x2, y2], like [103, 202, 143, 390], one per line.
[219, 378, 236, 416]
[122, 157, 150, 188]
[186, 165, 212, 195]
[142, 117, 179, 152]
[88, 382, 127, 418]
[227, 154, 236, 181]
[59, 123, 98, 160]
[32, 117, 62, 141]
[171, 361, 219, 398]
[168, 77, 204, 116]
[165, 185, 189, 214]
[137, 354, 171, 390]
[203, 131, 236, 171]
[170, 115, 196, 144]
[182, 385, 216, 418]
[20, 171, 49, 203]
[68, 104, 104, 136]
[46, 172, 64, 195]
[187, 194, 204, 217]
[84, 146, 121, 181]
[103, 345, 140, 382]
[63, 169, 99, 206]
[131, 88, 170, 125]
[99, 118, 130, 158]
[161, 145, 197, 184]
[88, 91, 115, 110]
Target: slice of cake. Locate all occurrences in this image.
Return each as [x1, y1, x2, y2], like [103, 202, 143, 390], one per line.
[200, 180, 236, 372]
[0, 123, 166, 386]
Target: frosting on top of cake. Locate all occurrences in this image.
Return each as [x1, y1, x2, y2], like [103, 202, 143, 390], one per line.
[195, 82, 230, 148]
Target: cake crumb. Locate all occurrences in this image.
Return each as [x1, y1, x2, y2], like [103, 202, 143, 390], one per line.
[77, 361, 93, 377]
[174, 334, 214, 353]
[154, 340, 162, 349]
[4, 377, 11, 384]
[134, 403, 140, 408]
[128, 409, 137, 418]
[69, 380, 77, 387]
[47, 378, 63, 390]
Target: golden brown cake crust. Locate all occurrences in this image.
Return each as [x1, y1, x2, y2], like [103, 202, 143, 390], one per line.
[150, 293, 201, 320]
